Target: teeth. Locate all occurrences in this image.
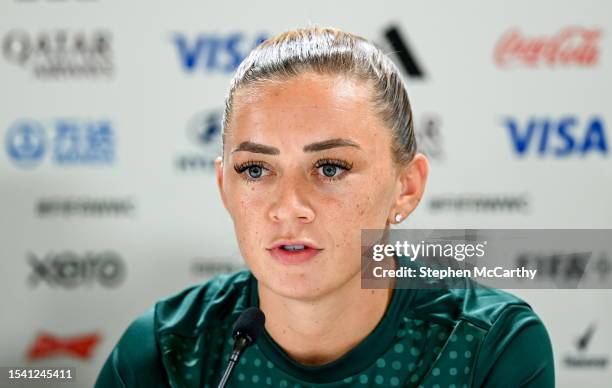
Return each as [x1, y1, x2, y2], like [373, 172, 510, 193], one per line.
[282, 245, 305, 251]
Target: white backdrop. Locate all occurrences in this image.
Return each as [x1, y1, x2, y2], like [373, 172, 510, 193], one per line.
[1, 0, 611, 387]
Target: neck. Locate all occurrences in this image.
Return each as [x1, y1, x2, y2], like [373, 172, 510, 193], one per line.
[258, 272, 394, 366]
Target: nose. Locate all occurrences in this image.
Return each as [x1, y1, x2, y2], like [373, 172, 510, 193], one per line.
[268, 174, 315, 224]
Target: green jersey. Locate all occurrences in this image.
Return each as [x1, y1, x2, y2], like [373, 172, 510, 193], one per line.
[95, 269, 554, 387]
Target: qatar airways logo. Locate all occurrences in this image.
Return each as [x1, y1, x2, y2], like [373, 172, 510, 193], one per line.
[494, 27, 601, 68]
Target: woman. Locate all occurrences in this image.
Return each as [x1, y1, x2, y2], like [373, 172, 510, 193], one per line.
[95, 27, 554, 387]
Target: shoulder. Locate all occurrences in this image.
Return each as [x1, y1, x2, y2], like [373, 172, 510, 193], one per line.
[95, 307, 168, 387]
[452, 282, 535, 329]
[95, 270, 253, 387]
[406, 284, 554, 387]
[412, 281, 553, 352]
[405, 279, 533, 330]
[154, 269, 253, 336]
[455, 286, 555, 387]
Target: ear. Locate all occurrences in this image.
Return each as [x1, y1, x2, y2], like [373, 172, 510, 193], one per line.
[215, 156, 229, 211]
[389, 153, 429, 224]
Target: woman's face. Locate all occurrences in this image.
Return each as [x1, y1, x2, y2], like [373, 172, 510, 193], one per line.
[216, 71, 426, 301]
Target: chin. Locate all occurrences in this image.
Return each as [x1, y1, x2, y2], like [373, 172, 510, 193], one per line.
[258, 268, 336, 301]
[261, 264, 363, 302]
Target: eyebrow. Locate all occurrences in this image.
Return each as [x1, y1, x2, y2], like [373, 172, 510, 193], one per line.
[231, 138, 362, 155]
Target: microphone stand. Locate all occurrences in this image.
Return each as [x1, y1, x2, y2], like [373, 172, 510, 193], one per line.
[216, 336, 250, 388]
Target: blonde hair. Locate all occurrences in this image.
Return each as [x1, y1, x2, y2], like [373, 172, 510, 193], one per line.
[222, 26, 416, 165]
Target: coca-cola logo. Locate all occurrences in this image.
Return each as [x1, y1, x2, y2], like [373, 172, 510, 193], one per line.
[494, 27, 601, 68]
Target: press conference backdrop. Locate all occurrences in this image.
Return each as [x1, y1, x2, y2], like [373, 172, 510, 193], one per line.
[0, 0, 610, 387]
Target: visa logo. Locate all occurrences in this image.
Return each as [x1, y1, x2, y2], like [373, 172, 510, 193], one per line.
[504, 116, 608, 157]
[172, 32, 268, 74]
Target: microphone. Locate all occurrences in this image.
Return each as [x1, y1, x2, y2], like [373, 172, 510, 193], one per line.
[216, 307, 266, 388]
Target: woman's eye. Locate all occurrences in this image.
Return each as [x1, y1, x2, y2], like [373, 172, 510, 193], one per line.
[315, 159, 353, 181]
[233, 161, 269, 182]
[247, 165, 263, 179]
[320, 164, 340, 178]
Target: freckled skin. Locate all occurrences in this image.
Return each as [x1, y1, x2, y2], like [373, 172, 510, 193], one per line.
[215, 71, 427, 303]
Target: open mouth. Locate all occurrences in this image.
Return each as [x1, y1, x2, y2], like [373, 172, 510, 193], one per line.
[267, 243, 322, 265]
[280, 244, 307, 251]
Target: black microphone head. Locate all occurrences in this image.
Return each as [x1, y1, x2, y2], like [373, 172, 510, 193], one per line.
[232, 307, 265, 344]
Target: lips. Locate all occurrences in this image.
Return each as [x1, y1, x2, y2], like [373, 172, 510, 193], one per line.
[266, 240, 323, 265]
